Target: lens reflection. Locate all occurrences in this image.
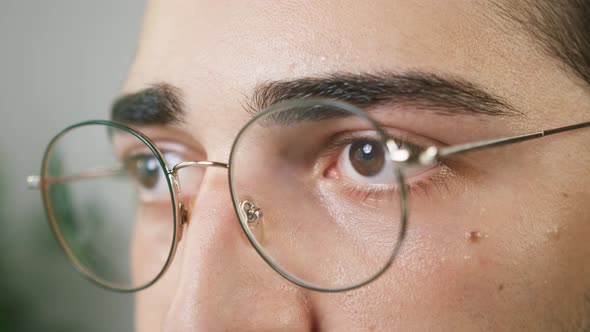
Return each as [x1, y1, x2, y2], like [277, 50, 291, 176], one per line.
[41, 122, 176, 291]
[229, 99, 406, 291]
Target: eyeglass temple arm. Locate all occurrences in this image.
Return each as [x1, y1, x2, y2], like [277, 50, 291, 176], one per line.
[27, 160, 230, 190]
[26, 167, 125, 190]
[26, 120, 589, 187]
[420, 120, 590, 164]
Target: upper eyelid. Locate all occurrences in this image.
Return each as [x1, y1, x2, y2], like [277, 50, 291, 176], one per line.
[112, 123, 204, 159]
[327, 130, 437, 153]
[115, 139, 195, 163]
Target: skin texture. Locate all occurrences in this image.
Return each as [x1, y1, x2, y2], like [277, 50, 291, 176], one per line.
[118, 0, 590, 331]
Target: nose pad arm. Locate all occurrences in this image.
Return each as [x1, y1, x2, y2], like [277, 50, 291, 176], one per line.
[177, 196, 265, 244]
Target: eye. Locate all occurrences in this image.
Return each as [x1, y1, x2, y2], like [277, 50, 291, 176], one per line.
[125, 151, 184, 202]
[327, 134, 438, 190]
[340, 140, 394, 184]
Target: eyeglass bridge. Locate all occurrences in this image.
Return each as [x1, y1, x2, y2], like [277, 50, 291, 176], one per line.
[169, 160, 263, 226]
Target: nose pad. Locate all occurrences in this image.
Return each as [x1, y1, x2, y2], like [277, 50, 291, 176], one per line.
[161, 188, 314, 331]
[176, 201, 191, 242]
[240, 200, 264, 244]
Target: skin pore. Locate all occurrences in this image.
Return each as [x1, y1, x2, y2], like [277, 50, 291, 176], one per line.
[115, 1, 590, 331]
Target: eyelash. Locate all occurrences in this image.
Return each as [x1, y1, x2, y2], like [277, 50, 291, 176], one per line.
[321, 131, 451, 202]
[119, 129, 455, 204]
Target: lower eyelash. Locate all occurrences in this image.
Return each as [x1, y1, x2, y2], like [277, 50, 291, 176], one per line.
[340, 178, 430, 203]
[338, 165, 454, 203]
[340, 184, 397, 202]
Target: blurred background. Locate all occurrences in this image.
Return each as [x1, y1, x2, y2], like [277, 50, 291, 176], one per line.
[0, 1, 145, 330]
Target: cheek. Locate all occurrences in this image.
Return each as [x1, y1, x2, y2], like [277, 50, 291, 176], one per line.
[131, 203, 176, 287]
[415, 176, 588, 328]
[317, 167, 590, 330]
[132, 204, 181, 332]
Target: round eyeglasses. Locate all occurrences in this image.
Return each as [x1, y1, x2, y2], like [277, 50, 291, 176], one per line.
[28, 99, 408, 293]
[27, 98, 590, 293]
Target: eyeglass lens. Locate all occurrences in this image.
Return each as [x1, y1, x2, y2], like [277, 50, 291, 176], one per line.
[41, 100, 407, 292]
[42, 123, 176, 291]
[229, 100, 405, 290]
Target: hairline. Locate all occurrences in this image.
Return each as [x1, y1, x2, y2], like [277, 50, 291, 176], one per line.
[491, 0, 590, 90]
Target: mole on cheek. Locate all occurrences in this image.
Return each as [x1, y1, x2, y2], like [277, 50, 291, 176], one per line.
[546, 225, 561, 240]
[462, 230, 491, 264]
[465, 231, 486, 243]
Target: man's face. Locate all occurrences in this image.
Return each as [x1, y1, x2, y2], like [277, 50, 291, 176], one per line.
[120, 0, 590, 330]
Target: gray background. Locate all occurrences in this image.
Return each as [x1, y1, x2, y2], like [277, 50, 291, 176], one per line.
[0, 1, 145, 330]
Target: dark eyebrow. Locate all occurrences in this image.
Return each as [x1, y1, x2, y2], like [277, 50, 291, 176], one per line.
[246, 71, 521, 119]
[111, 72, 521, 126]
[111, 83, 185, 125]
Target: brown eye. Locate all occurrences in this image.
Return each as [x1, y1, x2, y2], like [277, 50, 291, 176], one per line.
[127, 155, 160, 189]
[348, 140, 385, 177]
[122, 151, 184, 202]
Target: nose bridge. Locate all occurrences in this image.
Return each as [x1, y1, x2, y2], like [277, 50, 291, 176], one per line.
[162, 168, 313, 331]
[169, 160, 229, 195]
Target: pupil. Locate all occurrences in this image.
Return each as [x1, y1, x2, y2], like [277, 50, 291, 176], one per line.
[349, 140, 385, 177]
[135, 157, 160, 189]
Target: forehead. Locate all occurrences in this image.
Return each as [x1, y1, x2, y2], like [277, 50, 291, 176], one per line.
[128, 1, 502, 84]
[123, 0, 584, 126]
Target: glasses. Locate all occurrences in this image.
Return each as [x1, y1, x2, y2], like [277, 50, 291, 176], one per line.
[27, 98, 590, 293]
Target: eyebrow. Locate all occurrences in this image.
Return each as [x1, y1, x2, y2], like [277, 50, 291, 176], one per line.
[248, 71, 520, 117]
[111, 71, 521, 125]
[111, 83, 184, 125]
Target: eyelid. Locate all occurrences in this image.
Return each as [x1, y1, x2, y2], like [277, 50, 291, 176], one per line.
[114, 139, 195, 169]
[112, 124, 205, 163]
[148, 141, 192, 167]
[320, 127, 446, 186]
[325, 128, 443, 160]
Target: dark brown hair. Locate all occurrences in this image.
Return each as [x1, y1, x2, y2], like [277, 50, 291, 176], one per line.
[495, 0, 590, 87]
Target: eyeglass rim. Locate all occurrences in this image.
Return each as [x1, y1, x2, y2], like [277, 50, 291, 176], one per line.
[35, 98, 590, 293]
[36, 98, 411, 293]
[39, 120, 181, 293]
[227, 98, 409, 292]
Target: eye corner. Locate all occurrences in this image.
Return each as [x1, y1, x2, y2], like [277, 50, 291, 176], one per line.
[323, 163, 342, 180]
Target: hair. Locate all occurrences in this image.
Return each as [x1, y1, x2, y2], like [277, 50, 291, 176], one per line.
[494, 0, 590, 88]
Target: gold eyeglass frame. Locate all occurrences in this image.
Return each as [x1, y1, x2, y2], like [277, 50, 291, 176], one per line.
[27, 98, 590, 293]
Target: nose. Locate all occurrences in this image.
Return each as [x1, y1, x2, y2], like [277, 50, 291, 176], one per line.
[162, 168, 313, 331]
